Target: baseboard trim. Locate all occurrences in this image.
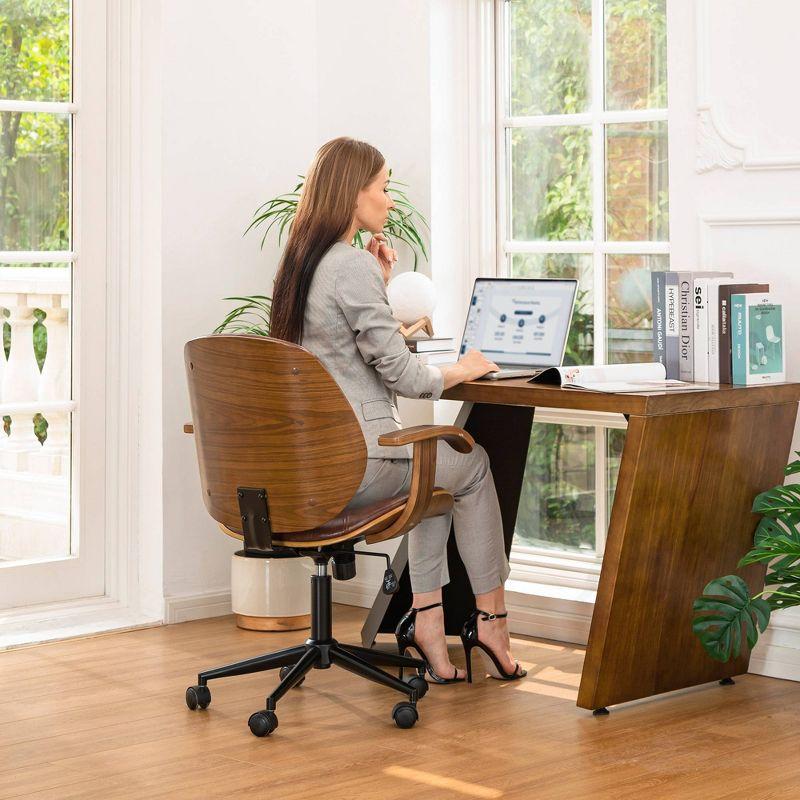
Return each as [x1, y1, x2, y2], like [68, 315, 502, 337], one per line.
[332, 578, 593, 645]
[332, 577, 377, 609]
[749, 610, 800, 681]
[164, 591, 232, 624]
[167, 585, 800, 682]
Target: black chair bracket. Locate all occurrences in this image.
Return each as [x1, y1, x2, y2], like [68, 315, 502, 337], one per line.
[237, 487, 273, 552]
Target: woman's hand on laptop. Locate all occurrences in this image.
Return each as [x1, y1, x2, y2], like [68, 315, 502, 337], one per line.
[440, 349, 499, 389]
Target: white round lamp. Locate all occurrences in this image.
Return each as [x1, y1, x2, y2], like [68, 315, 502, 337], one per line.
[387, 272, 437, 337]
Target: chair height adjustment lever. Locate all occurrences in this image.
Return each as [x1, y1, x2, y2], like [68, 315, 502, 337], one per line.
[351, 550, 399, 595]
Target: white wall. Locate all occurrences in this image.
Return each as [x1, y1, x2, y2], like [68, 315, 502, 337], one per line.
[160, 0, 319, 603]
[159, 0, 438, 610]
[667, 0, 800, 680]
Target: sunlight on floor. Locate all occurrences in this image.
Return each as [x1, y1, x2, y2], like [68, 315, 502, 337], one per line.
[512, 638, 566, 652]
[384, 766, 504, 798]
[514, 680, 578, 702]
[534, 665, 582, 687]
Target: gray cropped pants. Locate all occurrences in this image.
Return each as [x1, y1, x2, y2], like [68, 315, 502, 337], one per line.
[351, 441, 510, 595]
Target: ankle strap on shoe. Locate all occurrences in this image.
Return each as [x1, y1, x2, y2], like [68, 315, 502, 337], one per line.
[412, 601, 443, 613]
[476, 608, 507, 621]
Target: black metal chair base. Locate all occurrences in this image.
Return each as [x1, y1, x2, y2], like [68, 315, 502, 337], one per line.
[185, 558, 428, 736]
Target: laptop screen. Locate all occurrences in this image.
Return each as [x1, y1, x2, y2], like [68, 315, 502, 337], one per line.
[459, 278, 578, 367]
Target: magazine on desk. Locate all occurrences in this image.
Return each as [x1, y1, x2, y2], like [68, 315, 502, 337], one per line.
[529, 362, 709, 394]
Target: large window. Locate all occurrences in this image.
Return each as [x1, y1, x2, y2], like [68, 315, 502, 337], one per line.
[497, 0, 668, 567]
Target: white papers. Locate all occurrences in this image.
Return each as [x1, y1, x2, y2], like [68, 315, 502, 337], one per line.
[531, 362, 708, 393]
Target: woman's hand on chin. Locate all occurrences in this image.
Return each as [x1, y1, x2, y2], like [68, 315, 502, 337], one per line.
[366, 232, 397, 285]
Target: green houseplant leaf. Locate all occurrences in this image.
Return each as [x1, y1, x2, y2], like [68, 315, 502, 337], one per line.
[692, 576, 771, 662]
[752, 484, 800, 518]
[693, 455, 800, 661]
[213, 295, 272, 337]
[215, 169, 429, 335]
[784, 451, 800, 476]
[243, 171, 429, 271]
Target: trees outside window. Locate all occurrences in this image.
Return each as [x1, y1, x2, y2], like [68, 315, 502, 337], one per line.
[498, 0, 668, 559]
[1, 0, 73, 565]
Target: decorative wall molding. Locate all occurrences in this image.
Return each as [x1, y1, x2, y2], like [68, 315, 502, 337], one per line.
[695, 0, 800, 173]
[696, 108, 744, 173]
[698, 212, 800, 268]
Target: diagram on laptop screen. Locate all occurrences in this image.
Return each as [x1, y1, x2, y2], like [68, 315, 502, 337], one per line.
[460, 280, 574, 366]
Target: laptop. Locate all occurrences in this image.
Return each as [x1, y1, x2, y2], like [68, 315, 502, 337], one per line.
[457, 277, 578, 380]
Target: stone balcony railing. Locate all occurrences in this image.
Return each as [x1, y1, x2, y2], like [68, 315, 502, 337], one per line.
[0, 266, 73, 563]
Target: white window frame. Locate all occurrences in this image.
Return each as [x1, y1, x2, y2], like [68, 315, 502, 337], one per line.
[491, 0, 668, 593]
[0, 0, 162, 641]
[0, 0, 107, 609]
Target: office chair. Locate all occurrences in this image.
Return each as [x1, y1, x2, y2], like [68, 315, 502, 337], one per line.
[182, 334, 474, 737]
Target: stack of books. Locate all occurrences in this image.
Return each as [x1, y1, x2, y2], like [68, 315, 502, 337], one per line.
[651, 271, 784, 385]
[405, 336, 458, 366]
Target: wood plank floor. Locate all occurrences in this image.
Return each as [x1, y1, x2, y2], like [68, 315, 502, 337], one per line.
[1, 604, 800, 800]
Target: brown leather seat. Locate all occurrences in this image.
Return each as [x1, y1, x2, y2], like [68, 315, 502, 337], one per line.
[219, 487, 455, 547]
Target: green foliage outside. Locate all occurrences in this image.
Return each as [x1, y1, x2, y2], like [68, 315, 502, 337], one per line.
[1, 1, 70, 444]
[693, 454, 800, 662]
[1, 0, 71, 251]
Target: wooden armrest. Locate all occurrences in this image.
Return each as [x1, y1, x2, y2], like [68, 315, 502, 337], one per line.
[365, 425, 472, 545]
[378, 424, 474, 453]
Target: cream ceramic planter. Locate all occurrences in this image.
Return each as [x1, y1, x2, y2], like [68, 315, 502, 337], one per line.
[231, 552, 313, 631]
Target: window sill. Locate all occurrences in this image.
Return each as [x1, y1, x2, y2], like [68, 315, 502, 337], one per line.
[0, 596, 162, 651]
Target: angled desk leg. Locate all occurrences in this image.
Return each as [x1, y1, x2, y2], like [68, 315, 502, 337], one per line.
[577, 401, 798, 712]
[361, 401, 535, 645]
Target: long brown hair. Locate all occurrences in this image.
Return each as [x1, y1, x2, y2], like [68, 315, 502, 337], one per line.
[270, 137, 385, 343]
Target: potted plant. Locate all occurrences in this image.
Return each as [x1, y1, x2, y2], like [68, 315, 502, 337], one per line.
[214, 172, 429, 336]
[692, 452, 800, 661]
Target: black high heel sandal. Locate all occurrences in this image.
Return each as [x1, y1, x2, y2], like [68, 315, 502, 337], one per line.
[460, 608, 527, 683]
[395, 601, 465, 684]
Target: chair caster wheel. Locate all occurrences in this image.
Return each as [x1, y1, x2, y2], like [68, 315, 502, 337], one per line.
[719, 677, 735, 685]
[392, 702, 419, 729]
[279, 665, 305, 687]
[405, 675, 428, 700]
[249, 710, 278, 737]
[185, 685, 211, 710]
[593, 707, 609, 716]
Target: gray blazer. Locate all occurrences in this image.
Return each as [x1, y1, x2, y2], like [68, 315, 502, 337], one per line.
[301, 241, 444, 459]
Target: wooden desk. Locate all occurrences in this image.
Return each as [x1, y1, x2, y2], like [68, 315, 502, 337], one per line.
[361, 380, 800, 712]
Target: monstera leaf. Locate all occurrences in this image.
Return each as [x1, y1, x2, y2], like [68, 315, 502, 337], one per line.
[693, 455, 800, 661]
[784, 452, 800, 476]
[740, 516, 800, 570]
[752, 484, 800, 518]
[692, 576, 771, 662]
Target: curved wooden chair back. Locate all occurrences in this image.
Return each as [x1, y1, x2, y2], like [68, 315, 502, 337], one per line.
[184, 334, 367, 534]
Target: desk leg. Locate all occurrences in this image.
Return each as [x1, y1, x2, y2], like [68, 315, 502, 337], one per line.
[360, 402, 534, 644]
[577, 401, 798, 711]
